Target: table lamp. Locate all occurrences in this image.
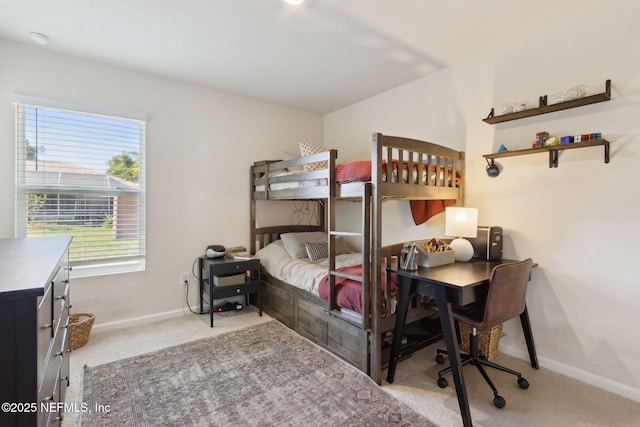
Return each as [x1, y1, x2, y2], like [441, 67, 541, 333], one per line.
[445, 207, 478, 262]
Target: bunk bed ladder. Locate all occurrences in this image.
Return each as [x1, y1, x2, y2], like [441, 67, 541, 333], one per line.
[325, 182, 372, 372]
[326, 182, 372, 322]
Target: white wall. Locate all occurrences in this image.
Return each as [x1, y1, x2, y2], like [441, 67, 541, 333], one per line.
[0, 39, 323, 327]
[324, 6, 640, 401]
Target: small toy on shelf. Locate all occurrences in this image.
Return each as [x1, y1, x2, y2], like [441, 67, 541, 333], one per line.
[560, 136, 574, 145]
[545, 136, 559, 147]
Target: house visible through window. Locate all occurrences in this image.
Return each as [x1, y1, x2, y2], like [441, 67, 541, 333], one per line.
[14, 97, 146, 277]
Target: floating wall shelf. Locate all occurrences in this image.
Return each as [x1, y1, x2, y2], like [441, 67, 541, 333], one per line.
[483, 139, 610, 168]
[483, 79, 611, 124]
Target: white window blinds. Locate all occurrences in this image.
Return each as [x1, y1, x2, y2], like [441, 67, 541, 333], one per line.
[15, 98, 146, 277]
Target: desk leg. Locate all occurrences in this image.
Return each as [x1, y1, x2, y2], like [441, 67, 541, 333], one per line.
[434, 286, 472, 427]
[386, 276, 412, 383]
[520, 304, 539, 369]
[210, 275, 214, 328]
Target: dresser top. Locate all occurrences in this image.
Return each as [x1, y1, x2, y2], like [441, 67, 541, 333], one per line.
[0, 237, 72, 299]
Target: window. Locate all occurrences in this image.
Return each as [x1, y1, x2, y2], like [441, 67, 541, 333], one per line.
[14, 96, 146, 277]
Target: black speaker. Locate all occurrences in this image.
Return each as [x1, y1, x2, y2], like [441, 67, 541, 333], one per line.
[205, 244, 226, 258]
[468, 226, 503, 261]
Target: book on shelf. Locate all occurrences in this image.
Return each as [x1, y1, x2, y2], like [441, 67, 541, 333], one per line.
[227, 245, 248, 257]
[213, 273, 246, 286]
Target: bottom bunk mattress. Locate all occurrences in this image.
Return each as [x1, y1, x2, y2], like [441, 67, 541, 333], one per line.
[255, 237, 395, 314]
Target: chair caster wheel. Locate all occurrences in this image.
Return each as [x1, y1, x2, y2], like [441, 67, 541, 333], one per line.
[436, 354, 445, 364]
[518, 377, 529, 389]
[493, 395, 506, 408]
[437, 377, 448, 388]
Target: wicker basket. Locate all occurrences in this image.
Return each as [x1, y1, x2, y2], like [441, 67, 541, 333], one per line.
[69, 313, 95, 350]
[459, 322, 502, 361]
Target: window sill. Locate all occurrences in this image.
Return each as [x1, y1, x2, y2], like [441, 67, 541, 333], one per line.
[71, 258, 145, 278]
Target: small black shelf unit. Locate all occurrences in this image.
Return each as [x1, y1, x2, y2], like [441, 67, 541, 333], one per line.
[198, 256, 262, 327]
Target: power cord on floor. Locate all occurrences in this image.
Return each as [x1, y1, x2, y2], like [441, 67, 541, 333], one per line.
[184, 255, 246, 316]
[184, 255, 210, 314]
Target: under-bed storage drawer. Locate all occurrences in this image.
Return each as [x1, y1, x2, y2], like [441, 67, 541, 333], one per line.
[262, 281, 294, 328]
[295, 298, 328, 345]
[295, 299, 367, 370]
[328, 316, 367, 369]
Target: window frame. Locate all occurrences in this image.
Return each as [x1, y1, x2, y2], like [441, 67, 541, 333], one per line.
[13, 95, 147, 278]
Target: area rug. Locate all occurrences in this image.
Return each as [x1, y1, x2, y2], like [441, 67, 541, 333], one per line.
[81, 320, 435, 426]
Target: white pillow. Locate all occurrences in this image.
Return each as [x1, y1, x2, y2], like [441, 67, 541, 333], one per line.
[299, 141, 328, 171]
[281, 231, 327, 258]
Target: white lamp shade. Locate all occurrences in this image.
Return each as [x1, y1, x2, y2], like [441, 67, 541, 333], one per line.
[445, 207, 478, 238]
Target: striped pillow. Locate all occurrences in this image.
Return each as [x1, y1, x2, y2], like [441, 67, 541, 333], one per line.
[305, 237, 351, 261]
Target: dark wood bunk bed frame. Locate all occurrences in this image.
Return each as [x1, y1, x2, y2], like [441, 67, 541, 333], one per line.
[250, 133, 465, 384]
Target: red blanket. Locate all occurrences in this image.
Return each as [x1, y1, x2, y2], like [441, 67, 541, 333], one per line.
[318, 264, 396, 314]
[410, 199, 456, 226]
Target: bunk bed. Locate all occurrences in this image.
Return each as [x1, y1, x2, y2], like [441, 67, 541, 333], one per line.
[250, 133, 465, 384]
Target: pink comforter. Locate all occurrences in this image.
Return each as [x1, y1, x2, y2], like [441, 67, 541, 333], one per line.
[318, 264, 396, 314]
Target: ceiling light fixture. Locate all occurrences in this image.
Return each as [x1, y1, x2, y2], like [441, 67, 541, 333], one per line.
[29, 32, 50, 45]
[284, 0, 304, 5]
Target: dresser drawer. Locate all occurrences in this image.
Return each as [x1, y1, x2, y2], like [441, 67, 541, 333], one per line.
[53, 282, 70, 336]
[38, 367, 61, 427]
[39, 321, 65, 402]
[37, 283, 55, 384]
[52, 267, 68, 325]
[59, 327, 70, 407]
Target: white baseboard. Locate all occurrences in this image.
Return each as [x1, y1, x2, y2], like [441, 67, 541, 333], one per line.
[500, 344, 640, 403]
[91, 308, 194, 334]
[91, 295, 246, 334]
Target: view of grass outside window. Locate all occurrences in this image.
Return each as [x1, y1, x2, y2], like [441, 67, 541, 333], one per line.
[15, 99, 146, 276]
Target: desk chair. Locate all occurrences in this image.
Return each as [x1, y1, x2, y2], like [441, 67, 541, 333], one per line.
[435, 258, 534, 408]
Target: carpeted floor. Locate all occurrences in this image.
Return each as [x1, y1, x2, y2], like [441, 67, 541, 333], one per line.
[80, 319, 433, 426]
[66, 309, 640, 427]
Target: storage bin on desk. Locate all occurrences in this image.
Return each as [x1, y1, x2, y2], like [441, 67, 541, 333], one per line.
[415, 242, 455, 267]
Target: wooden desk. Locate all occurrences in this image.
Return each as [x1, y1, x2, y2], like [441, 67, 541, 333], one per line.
[386, 259, 538, 427]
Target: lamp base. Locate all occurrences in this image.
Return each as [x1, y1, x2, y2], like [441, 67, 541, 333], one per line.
[450, 238, 474, 262]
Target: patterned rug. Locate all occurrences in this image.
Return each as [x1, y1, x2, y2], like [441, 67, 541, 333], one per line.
[81, 320, 435, 426]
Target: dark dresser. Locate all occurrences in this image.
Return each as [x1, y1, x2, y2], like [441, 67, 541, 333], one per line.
[0, 237, 72, 427]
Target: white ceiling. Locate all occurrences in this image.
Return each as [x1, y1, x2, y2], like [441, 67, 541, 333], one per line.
[0, 0, 609, 114]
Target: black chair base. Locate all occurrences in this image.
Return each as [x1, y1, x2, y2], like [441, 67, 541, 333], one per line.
[436, 334, 529, 408]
